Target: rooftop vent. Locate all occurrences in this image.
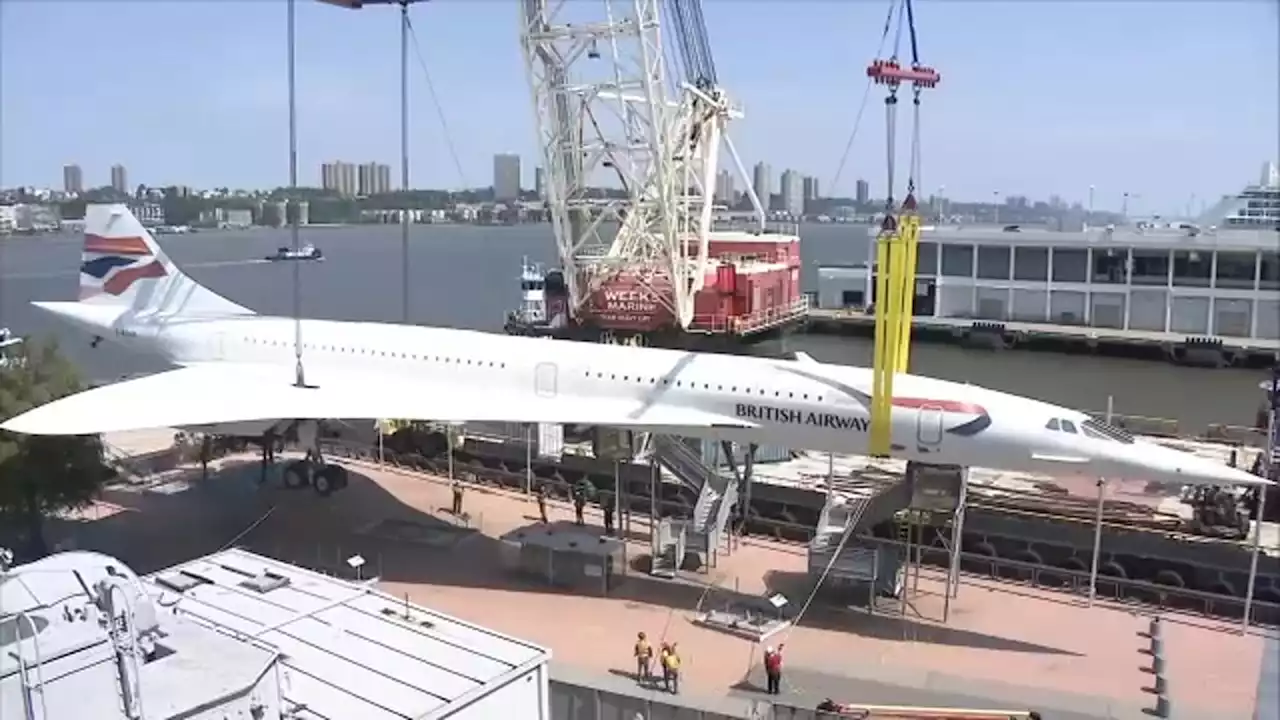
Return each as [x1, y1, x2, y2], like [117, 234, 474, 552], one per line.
[1002, 224, 1020, 232]
[155, 571, 212, 593]
[239, 571, 291, 594]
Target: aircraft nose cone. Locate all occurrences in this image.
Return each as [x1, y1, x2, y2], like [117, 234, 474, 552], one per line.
[1175, 454, 1272, 487]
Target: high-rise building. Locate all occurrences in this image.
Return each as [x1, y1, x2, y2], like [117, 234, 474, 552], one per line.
[1262, 161, 1279, 188]
[63, 164, 83, 194]
[752, 162, 772, 210]
[715, 169, 735, 205]
[534, 167, 547, 200]
[855, 178, 870, 206]
[493, 154, 522, 201]
[779, 170, 803, 217]
[802, 176, 819, 203]
[378, 163, 393, 194]
[357, 162, 392, 196]
[110, 164, 128, 194]
[357, 164, 375, 196]
[321, 161, 358, 196]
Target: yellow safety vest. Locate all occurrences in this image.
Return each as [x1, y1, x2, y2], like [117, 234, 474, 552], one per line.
[664, 652, 680, 670]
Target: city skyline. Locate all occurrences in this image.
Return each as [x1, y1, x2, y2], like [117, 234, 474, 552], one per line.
[3, 2, 1274, 214]
[22, 153, 1243, 215]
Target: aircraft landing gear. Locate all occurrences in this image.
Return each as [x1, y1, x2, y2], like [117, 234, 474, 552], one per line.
[281, 420, 349, 497]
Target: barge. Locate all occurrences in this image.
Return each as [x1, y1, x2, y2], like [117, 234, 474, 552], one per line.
[504, 227, 809, 351]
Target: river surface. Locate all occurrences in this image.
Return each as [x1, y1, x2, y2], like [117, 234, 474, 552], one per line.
[0, 223, 1267, 429]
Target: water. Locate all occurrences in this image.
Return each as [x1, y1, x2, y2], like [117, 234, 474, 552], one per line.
[0, 223, 1266, 429]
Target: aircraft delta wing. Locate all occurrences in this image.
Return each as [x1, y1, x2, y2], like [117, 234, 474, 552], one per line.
[0, 362, 756, 437]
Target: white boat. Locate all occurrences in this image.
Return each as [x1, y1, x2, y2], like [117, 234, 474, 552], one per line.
[818, 163, 1279, 342]
[266, 244, 323, 262]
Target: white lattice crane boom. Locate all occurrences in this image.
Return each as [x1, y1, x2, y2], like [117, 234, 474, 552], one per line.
[519, 0, 763, 331]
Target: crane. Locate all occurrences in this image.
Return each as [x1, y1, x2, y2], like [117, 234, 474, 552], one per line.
[867, 0, 939, 457]
[519, 0, 764, 333]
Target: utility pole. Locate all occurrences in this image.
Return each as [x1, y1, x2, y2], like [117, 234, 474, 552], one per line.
[317, 0, 425, 323]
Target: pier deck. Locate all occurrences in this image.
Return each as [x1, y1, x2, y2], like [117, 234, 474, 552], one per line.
[50, 459, 1267, 719]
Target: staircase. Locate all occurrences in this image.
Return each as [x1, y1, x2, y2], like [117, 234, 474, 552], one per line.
[651, 435, 741, 568]
[806, 469, 917, 602]
[649, 517, 686, 579]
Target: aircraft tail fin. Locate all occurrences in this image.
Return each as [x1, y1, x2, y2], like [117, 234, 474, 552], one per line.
[78, 204, 253, 316]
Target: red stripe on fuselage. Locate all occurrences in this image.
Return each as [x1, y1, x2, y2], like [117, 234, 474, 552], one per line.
[889, 396, 988, 416]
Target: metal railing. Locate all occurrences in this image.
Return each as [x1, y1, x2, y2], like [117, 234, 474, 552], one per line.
[691, 296, 811, 336]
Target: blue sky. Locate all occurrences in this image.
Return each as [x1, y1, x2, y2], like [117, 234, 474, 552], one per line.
[1, 0, 1276, 212]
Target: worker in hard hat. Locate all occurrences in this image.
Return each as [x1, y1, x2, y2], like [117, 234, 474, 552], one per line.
[660, 642, 681, 694]
[763, 643, 784, 695]
[633, 632, 653, 684]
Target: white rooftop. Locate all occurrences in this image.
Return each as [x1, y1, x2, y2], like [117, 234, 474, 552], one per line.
[1, 551, 282, 720]
[144, 548, 550, 720]
[919, 223, 1278, 252]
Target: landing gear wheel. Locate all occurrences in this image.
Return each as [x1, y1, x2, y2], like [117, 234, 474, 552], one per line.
[313, 469, 335, 497]
[314, 465, 346, 497]
[283, 460, 310, 490]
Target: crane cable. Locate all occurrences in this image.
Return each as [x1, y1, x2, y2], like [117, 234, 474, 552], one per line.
[405, 15, 469, 188]
[883, 0, 909, 210]
[770, 0, 930, 673]
[903, 0, 924, 203]
[827, 0, 898, 197]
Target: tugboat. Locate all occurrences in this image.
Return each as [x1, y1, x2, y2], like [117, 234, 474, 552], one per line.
[502, 259, 570, 337]
[266, 244, 323, 262]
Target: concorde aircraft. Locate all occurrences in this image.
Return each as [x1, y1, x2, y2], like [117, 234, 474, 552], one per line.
[1, 204, 1268, 497]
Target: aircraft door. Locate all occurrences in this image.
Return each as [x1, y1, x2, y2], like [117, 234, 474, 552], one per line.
[916, 405, 945, 447]
[534, 362, 558, 398]
[208, 331, 225, 361]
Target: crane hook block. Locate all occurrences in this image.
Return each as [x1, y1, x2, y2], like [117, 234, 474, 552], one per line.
[880, 213, 899, 232]
[901, 193, 918, 212]
[866, 60, 941, 89]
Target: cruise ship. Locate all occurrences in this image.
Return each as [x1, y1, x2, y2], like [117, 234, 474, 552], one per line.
[817, 164, 1280, 349]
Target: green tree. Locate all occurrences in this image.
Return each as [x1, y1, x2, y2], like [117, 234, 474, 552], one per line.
[0, 339, 115, 559]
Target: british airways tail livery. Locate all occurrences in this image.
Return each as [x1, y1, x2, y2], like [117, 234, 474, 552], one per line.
[2, 205, 1268, 495]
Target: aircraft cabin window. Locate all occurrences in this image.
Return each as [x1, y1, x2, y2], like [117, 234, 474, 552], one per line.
[1060, 420, 1078, 434]
[1045, 418, 1061, 431]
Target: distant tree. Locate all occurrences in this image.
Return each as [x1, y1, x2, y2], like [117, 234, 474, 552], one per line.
[0, 339, 115, 559]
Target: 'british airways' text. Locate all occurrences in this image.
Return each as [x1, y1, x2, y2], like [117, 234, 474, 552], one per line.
[735, 403, 869, 432]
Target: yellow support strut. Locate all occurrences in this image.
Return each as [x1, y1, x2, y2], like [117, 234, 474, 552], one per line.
[869, 205, 920, 458]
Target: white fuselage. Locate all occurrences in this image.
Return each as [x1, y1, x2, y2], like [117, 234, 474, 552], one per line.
[52, 303, 1256, 490]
